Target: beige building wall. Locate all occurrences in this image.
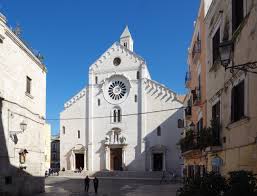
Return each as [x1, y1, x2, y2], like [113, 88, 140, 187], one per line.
[205, 0, 257, 175]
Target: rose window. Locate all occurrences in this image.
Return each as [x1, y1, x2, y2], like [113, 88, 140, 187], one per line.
[108, 81, 127, 100]
[103, 75, 130, 104]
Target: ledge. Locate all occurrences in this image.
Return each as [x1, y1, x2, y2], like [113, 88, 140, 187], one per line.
[226, 116, 250, 130]
[25, 92, 34, 99]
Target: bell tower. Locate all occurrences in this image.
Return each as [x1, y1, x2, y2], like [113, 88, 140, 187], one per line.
[120, 25, 134, 52]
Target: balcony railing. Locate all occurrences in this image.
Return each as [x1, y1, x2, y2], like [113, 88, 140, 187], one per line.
[179, 120, 221, 154]
[192, 40, 201, 60]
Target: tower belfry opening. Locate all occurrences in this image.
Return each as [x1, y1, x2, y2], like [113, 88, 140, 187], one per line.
[120, 25, 134, 52]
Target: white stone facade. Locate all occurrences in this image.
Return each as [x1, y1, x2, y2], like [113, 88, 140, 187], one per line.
[60, 27, 183, 175]
[0, 13, 50, 195]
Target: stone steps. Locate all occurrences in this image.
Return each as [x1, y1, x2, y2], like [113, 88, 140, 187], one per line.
[59, 170, 164, 179]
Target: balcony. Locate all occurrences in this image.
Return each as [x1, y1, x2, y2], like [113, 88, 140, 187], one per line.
[192, 40, 201, 63]
[179, 121, 221, 154]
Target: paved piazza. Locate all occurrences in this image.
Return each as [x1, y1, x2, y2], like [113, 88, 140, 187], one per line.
[37, 176, 181, 196]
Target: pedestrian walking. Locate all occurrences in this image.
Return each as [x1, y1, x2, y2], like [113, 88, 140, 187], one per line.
[93, 177, 99, 194]
[84, 176, 90, 192]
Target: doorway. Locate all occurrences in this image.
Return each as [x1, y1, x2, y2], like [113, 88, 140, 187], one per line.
[110, 148, 122, 171]
[75, 153, 84, 170]
[153, 153, 163, 171]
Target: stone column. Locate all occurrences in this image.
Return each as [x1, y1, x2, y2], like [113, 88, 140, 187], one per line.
[105, 147, 109, 170]
[84, 148, 87, 170]
[122, 147, 126, 169]
[163, 152, 166, 171]
[71, 150, 76, 171]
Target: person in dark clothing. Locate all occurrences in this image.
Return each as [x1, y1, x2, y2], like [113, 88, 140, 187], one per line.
[84, 176, 90, 192]
[93, 177, 99, 194]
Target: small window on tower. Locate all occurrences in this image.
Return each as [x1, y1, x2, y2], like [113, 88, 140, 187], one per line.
[95, 76, 98, 84]
[62, 126, 65, 135]
[78, 130, 80, 139]
[98, 99, 101, 106]
[157, 126, 161, 136]
[124, 42, 128, 48]
[135, 95, 138, 102]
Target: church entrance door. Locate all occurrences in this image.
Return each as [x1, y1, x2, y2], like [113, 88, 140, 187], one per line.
[75, 153, 84, 170]
[110, 148, 122, 171]
[153, 153, 163, 171]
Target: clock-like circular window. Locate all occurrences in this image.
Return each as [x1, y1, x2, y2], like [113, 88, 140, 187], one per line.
[113, 57, 121, 66]
[103, 75, 130, 104]
[108, 81, 126, 100]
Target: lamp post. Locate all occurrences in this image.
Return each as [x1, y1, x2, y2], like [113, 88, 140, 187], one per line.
[219, 40, 257, 74]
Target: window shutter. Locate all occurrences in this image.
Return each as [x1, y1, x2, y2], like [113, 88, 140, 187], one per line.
[231, 87, 235, 122]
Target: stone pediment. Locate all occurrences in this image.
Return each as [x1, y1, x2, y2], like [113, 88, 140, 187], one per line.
[89, 42, 145, 73]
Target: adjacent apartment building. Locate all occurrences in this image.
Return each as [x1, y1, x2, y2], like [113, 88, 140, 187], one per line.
[205, 0, 257, 174]
[181, 0, 210, 178]
[0, 12, 50, 195]
[51, 135, 60, 170]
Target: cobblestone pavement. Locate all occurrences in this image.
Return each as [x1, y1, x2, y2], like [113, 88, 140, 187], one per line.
[37, 176, 181, 196]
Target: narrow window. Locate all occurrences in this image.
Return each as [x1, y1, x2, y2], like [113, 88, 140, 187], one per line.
[117, 109, 121, 122]
[113, 110, 117, 123]
[136, 71, 140, 79]
[212, 101, 221, 145]
[231, 80, 245, 122]
[212, 28, 220, 64]
[124, 42, 128, 48]
[135, 95, 138, 102]
[98, 99, 101, 106]
[62, 126, 65, 135]
[26, 76, 32, 94]
[95, 76, 98, 84]
[232, 0, 244, 33]
[78, 130, 80, 139]
[157, 126, 161, 136]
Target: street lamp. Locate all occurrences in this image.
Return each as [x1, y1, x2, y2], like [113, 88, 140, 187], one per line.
[219, 40, 257, 74]
[20, 120, 27, 132]
[218, 40, 233, 69]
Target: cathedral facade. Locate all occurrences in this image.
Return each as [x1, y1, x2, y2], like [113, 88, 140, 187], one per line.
[60, 27, 184, 174]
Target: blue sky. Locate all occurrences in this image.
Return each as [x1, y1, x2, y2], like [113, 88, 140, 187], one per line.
[0, 0, 199, 135]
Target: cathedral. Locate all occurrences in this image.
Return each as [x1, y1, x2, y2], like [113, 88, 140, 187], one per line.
[60, 26, 184, 174]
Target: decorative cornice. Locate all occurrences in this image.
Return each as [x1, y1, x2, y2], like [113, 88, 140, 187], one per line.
[143, 78, 180, 103]
[64, 88, 87, 109]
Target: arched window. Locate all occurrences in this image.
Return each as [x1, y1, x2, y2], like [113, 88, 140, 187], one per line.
[157, 126, 161, 136]
[178, 119, 184, 128]
[62, 126, 65, 135]
[112, 107, 121, 123]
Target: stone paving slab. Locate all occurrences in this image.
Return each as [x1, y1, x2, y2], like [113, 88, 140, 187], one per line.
[37, 177, 181, 196]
